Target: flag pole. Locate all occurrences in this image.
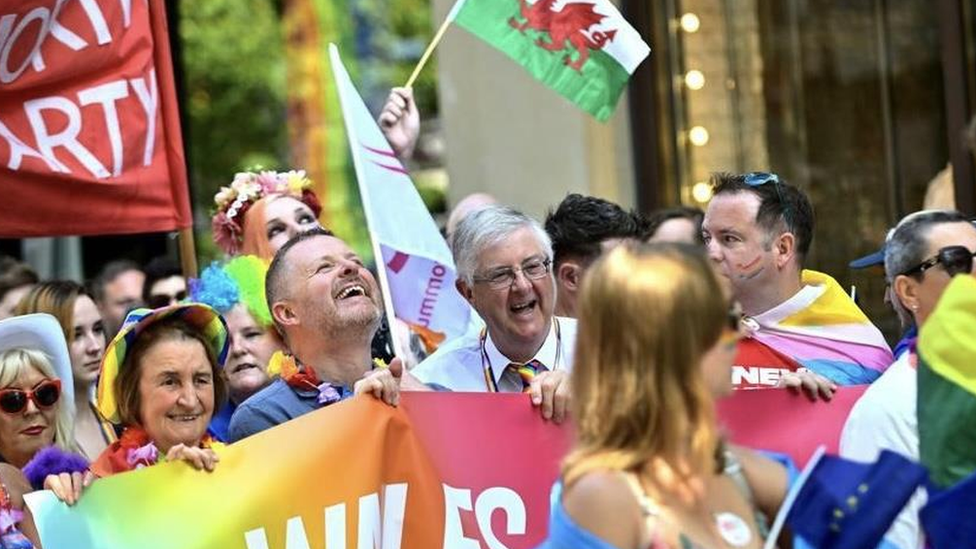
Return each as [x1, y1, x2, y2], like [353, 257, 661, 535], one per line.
[331, 44, 406, 360]
[177, 227, 198, 278]
[405, 0, 464, 88]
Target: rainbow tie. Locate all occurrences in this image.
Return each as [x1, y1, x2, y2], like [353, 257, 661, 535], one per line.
[508, 360, 548, 392]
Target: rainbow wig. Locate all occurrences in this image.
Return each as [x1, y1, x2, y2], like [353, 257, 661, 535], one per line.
[189, 255, 272, 327]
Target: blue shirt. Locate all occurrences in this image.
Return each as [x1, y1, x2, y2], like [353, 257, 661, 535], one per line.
[209, 401, 236, 442]
[227, 378, 352, 443]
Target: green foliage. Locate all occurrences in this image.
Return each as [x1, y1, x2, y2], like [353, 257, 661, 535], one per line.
[356, 0, 439, 114]
[179, 0, 288, 219]
[177, 0, 441, 264]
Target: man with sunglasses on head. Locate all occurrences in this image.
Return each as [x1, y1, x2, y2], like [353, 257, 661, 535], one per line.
[840, 209, 976, 549]
[702, 172, 893, 394]
[413, 206, 575, 423]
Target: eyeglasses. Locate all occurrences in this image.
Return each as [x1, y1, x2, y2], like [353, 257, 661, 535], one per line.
[900, 245, 976, 278]
[147, 290, 187, 309]
[744, 171, 793, 232]
[472, 258, 552, 290]
[0, 379, 61, 414]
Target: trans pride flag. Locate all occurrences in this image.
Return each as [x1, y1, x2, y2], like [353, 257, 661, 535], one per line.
[748, 270, 893, 385]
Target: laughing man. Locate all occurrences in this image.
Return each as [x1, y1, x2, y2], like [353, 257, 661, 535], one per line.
[413, 206, 575, 422]
[228, 228, 400, 442]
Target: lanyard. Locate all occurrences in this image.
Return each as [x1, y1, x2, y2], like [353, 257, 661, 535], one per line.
[480, 318, 562, 392]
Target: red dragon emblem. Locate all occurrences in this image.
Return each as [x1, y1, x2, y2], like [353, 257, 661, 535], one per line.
[509, 0, 618, 73]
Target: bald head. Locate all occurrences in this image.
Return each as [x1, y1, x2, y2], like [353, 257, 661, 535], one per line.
[446, 193, 499, 243]
[265, 227, 334, 325]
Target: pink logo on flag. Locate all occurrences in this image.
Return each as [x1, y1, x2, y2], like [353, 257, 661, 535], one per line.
[387, 252, 410, 274]
[361, 143, 409, 175]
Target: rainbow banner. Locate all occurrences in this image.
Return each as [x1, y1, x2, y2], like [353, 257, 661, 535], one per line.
[27, 391, 863, 548]
[749, 270, 893, 384]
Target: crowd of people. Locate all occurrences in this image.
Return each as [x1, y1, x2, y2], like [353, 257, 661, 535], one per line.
[0, 93, 972, 549]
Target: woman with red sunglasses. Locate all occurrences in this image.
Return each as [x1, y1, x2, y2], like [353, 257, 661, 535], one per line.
[16, 281, 117, 461]
[0, 314, 76, 468]
[0, 313, 76, 548]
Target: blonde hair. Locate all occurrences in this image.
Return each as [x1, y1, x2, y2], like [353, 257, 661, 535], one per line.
[0, 349, 77, 453]
[563, 244, 725, 501]
[240, 197, 276, 261]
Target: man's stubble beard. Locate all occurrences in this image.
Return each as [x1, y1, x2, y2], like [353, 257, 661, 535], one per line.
[317, 302, 382, 341]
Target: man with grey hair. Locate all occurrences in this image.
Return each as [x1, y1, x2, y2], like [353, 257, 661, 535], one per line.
[413, 205, 575, 422]
[841, 209, 976, 549]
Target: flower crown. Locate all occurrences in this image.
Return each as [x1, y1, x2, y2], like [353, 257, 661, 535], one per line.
[211, 169, 322, 255]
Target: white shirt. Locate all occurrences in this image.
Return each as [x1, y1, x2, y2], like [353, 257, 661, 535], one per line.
[412, 317, 577, 392]
[839, 352, 924, 549]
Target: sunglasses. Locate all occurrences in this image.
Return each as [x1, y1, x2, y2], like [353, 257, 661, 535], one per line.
[147, 290, 188, 309]
[901, 245, 976, 278]
[743, 171, 793, 232]
[0, 379, 61, 414]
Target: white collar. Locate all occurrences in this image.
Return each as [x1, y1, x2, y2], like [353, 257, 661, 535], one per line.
[752, 282, 824, 324]
[483, 319, 561, 384]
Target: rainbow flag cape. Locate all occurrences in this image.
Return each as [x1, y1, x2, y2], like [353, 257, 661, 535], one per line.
[447, 0, 650, 122]
[749, 270, 893, 384]
[917, 275, 976, 489]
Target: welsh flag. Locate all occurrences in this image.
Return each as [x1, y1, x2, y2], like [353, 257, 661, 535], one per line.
[449, 0, 650, 121]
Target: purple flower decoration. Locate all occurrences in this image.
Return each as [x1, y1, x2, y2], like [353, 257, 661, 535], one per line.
[316, 382, 342, 405]
[0, 507, 23, 533]
[127, 442, 159, 469]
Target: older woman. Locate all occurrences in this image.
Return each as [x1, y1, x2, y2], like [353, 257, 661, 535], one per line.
[0, 314, 76, 469]
[189, 256, 284, 440]
[16, 281, 116, 460]
[45, 303, 229, 505]
[548, 244, 787, 549]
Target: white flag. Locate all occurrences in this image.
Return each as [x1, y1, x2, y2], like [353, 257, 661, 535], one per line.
[329, 44, 472, 347]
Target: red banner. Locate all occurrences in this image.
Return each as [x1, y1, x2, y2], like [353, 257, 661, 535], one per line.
[717, 386, 868, 467]
[0, 0, 190, 237]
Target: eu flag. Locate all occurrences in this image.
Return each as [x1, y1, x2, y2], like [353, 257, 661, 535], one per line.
[787, 450, 926, 549]
[921, 470, 976, 549]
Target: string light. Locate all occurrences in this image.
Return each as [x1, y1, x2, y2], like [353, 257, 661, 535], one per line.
[692, 182, 713, 202]
[685, 70, 705, 90]
[680, 13, 701, 33]
[689, 126, 710, 146]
